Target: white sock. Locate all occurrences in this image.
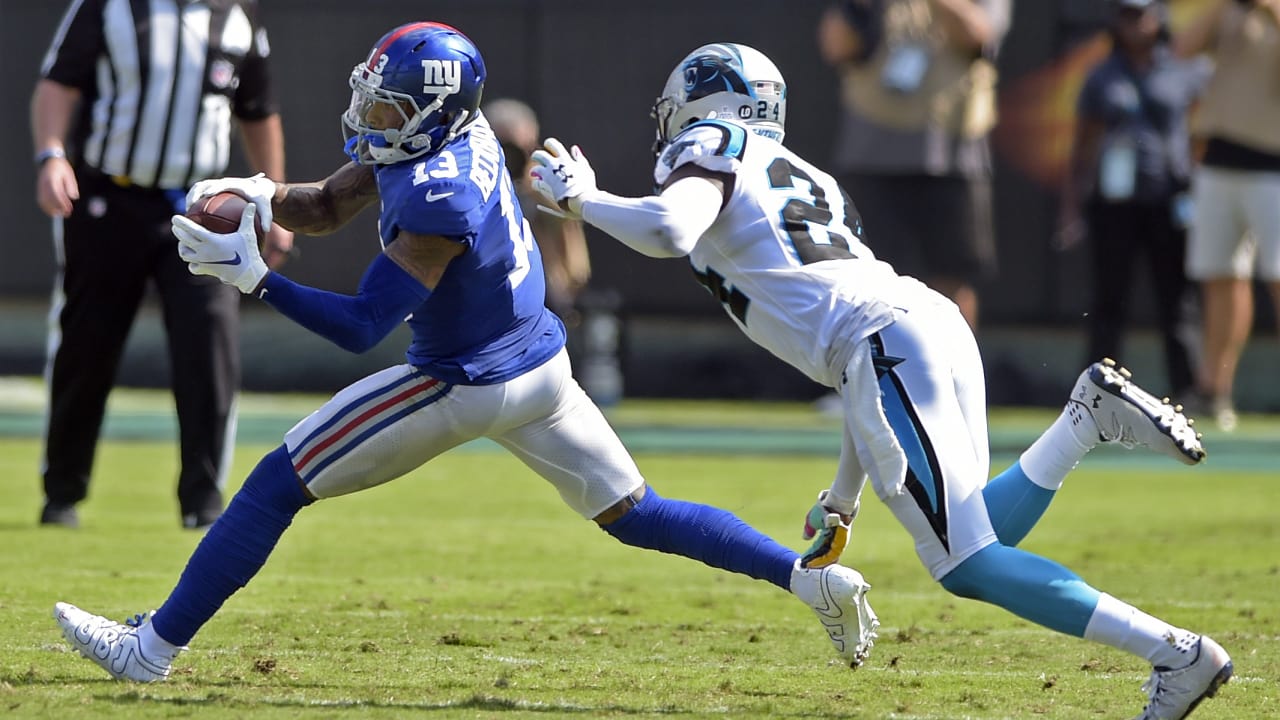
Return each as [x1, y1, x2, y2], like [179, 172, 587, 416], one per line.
[1018, 403, 1096, 491]
[137, 617, 181, 661]
[1084, 593, 1200, 668]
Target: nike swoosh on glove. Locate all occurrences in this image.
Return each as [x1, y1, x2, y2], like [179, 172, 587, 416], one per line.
[173, 203, 269, 294]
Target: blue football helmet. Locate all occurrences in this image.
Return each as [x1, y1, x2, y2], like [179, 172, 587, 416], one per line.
[651, 43, 787, 155]
[342, 22, 486, 165]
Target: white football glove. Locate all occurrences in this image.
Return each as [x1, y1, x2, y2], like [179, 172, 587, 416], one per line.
[173, 203, 269, 294]
[529, 138, 597, 219]
[799, 489, 858, 569]
[185, 172, 276, 232]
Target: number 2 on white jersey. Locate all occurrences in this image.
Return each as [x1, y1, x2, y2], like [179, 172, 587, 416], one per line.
[767, 157, 860, 265]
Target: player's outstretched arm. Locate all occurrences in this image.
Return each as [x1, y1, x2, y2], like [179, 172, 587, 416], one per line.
[529, 139, 721, 259]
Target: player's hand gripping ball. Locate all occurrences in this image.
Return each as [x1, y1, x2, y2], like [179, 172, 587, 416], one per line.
[173, 191, 269, 294]
[184, 191, 263, 241]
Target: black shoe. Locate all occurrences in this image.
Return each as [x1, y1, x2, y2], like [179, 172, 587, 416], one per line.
[181, 509, 221, 530]
[40, 502, 79, 528]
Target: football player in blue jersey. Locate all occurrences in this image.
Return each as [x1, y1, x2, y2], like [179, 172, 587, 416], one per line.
[51, 22, 879, 684]
[529, 42, 1232, 720]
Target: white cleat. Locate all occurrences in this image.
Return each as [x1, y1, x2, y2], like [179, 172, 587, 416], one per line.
[53, 602, 179, 682]
[1133, 636, 1233, 719]
[1071, 358, 1206, 465]
[790, 560, 879, 668]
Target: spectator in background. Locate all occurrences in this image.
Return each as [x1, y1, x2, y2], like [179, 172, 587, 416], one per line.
[31, 0, 292, 529]
[817, 0, 1010, 330]
[483, 98, 591, 325]
[1056, 0, 1210, 399]
[1174, 0, 1280, 431]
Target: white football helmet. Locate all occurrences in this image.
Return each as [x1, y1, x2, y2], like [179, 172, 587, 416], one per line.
[651, 43, 787, 154]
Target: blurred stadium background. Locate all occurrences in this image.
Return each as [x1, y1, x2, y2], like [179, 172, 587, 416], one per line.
[1, 0, 1276, 410]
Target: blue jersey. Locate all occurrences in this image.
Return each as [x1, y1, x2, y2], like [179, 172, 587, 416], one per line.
[374, 117, 564, 385]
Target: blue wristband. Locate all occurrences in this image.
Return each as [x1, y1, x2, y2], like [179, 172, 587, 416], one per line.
[35, 147, 68, 167]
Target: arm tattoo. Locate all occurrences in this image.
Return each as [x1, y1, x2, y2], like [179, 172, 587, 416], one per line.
[274, 162, 379, 235]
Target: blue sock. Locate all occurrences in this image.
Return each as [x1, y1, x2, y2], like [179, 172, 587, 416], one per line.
[983, 461, 1055, 547]
[152, 446, 312, 645]
[602, 487, 798, 590]
[940, 543, 1100, 637]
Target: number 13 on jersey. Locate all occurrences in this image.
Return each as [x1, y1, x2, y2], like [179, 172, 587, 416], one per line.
[500, 171, 535, 289]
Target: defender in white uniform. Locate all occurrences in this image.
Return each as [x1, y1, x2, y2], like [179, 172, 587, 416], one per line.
[531, 42, 1231, 720]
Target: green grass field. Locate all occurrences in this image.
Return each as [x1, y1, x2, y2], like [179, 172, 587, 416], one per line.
[1, 382, 1276, 718]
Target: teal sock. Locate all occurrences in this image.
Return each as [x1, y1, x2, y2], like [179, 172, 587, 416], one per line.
[941, 543, 1100, 637]
[983, 461, 1055, 546]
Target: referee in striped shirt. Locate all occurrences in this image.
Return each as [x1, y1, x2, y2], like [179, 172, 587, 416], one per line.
[31, 0, 291, 530]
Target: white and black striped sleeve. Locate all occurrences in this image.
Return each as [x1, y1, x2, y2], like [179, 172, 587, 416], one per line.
[232, 2, 276, 120]
[40, 0, 107, 89]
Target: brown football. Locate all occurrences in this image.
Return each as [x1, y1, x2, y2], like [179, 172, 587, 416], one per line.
[185, 191, 261, 239]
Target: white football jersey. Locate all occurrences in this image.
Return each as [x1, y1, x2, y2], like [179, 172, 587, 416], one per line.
[654, 120, 927, 387]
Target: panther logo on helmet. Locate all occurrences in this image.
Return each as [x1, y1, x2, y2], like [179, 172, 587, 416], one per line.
[682, 56, 751, 100]
[651, 43, 787, 156]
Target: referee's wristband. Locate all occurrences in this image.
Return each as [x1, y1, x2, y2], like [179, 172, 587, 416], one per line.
[34, 148, 67, 167]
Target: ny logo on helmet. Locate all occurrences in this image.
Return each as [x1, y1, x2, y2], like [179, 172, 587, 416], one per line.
[422, 59, 462, 95]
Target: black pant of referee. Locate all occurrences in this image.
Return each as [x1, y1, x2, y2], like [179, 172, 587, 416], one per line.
[43, 168, 239, 529]
[1084, 198, 1197, 397]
